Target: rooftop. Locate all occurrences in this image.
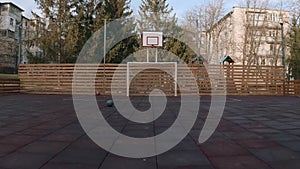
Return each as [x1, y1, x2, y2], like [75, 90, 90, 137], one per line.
[0, 2, 24, 12]
[233, 6, 290, 12]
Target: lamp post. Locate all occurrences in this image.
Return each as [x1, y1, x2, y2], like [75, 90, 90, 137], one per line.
[196, 19, 201, 57]
[279, 19, 285, 67]
[15, 21, 22, 74]
[279, 18, 286, 95]
[103, 19, 107, 65]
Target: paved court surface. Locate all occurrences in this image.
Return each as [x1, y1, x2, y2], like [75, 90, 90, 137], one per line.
[0, 94, 300, 169]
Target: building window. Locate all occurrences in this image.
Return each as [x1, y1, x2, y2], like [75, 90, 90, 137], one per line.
[0, 30, 7, 37]
[1, 6, 8, 12]
[270, 44, 274, 51]
[269, 59, 274, 65]
[261, 59, 265, 65]
[10, 18, 14, 26]
[7, 30, 15, 38]
[269, 13, 278, 22]
[269, 30, 276, 37]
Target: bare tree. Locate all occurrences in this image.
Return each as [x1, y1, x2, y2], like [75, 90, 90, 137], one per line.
[181, 0, 225, 63]
[235, 0, 289, 66]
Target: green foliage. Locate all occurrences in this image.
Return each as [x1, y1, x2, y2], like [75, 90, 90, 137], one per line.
[33, 0, 79, 63]
[288, 16, 300, 79]
[164, 37, 194, 63]
[27, 56, 47, 64]
[27, 52, 47, 64]
[101, 0, 140, 63]
[33, 0, 134, 63]
[138, 0, 176, 32]
[106, 35, 140, 63]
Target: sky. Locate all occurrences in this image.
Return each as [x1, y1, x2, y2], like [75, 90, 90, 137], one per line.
[4, 0, 238, 19]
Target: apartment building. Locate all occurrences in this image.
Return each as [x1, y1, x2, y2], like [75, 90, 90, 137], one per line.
[0, 2, 23, 40]
[0, 2, 23, 69]
[0, 2, 43, 68]
[22, 16, 44, 63]
[204, 7, 290, 66]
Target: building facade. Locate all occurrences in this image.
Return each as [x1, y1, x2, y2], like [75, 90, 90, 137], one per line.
[21, 16, 44, 63]
[0, 2, 43, 67]
[204, 7, 290, 66]
[0, 2, 23, 40]
[0, 2, 23, 69]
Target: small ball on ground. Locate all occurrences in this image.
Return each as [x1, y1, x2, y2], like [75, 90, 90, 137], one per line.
[106, 99, 114, 107]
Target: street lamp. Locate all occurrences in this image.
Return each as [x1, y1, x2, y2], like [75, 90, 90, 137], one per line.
[15, 21, 22, 74]
[103, 19, 107, 65]
[102, 19, 114, 64]
[196, 19, 202, 58]
[279, 18, 286, 95]
[279, 18, 285, 67]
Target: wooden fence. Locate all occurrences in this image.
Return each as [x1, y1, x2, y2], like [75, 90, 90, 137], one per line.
[0, 79, 20, 93]
[285, 79, 300, 95]
[18, 64, 300, 96]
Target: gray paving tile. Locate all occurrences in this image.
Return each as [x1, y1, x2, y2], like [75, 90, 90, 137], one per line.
[41, 162, 98, 169]
[157, 150, 211, 168]
[276, 141, 300, 152]
[18, 141, 69, 154]
[50, 147, 106, 165]
[249, 147, 300, 162]
[269, 159, 300, 169]
[100, 155, 156, 169]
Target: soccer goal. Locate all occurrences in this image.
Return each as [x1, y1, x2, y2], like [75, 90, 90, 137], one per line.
[126, 62, 177, 96]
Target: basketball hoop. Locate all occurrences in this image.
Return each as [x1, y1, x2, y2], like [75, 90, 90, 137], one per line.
[142, 31, 163, 62]
[142, 31, 163, 47]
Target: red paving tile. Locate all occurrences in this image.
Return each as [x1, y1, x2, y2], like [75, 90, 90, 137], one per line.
[18, 141, 69, 154]
[235, 139, 279, 149]
[199, 140, 250, 157]
[0, 144, 19, 157]
[0, 135, 38, 146]
[209, 155, 271, 169]
[0, 152, 52, 169]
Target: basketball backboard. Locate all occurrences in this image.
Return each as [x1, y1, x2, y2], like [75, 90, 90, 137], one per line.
[142, 31, 163, 47]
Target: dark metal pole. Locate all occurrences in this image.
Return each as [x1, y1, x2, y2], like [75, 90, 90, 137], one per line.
[104, 19, 106, 65]
[280, 22, 285, 67]
[15, 21, 22, 74]
[280, 21, 286, 95]
[18, 23, 22, 65]
[196, 19, 200, 56]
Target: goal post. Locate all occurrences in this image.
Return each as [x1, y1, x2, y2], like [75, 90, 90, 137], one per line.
[127, 62, 177, 96]
[126, 31, 177, 96]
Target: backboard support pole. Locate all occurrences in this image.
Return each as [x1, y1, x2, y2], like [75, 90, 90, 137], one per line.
[147, 48, 149, 63]
[155, 48, 158, 63]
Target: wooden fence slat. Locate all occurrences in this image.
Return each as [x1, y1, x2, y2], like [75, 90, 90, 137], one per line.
[0, 79, 20, 93]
